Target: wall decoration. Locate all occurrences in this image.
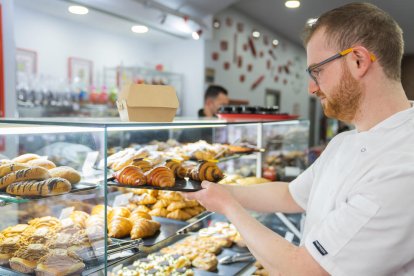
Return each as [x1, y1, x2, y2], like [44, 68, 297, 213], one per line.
[220, 40, 228, 51]
[233, 34, 238, 63]
[205, 68, 215, 83]
[284, 65, 290, 74]
[266, 60, 271, 70]
[243, 43, 248, 51]
[16, 48, 37, 75]
[237, 56, 243, 68]
[278, 66, 282, 73]
[237, 22, 244, 32]
[268, 49, 276, 60]
[251, 75, 265, 90]
[259, 51, 264, 58]
[226, 17, 233, 27]
[283, 79, 288, 85]
[263, 35, 269, 46]
[68, 57, 93, 86]
[248, 37, 257, 57]
[240, 75, 245, 83]
[223, 62, 230, 70]
[213, 18, 221, 29]
[212, 52, 219, 61]
[247, 64, 253, 72]
[274, 75, 279, 82]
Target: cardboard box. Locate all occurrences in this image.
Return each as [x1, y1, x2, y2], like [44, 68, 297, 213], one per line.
[116, 84, 179, 122]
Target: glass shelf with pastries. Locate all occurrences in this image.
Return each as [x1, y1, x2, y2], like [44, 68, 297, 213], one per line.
[0, 117, 309, 275]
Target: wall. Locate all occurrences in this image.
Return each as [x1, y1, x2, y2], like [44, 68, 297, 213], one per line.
[205, 8, 310, 118]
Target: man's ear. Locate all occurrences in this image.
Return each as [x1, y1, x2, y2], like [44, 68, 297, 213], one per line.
[348, 46, 373, 78]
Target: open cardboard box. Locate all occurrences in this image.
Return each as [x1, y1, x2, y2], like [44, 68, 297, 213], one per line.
[116, 84, 179, 122]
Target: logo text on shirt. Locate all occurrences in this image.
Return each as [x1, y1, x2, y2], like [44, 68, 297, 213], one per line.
[313, 240, 328, 256]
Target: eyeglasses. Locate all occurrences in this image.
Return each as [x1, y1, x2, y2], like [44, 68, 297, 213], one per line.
[306, 47, 376, 85]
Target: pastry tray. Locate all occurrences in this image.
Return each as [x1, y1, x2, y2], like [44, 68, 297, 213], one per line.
[107, 178, 203, 192]
[0, 182, 98, 204]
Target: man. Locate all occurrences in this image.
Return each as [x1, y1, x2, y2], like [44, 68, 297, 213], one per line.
[185, 3, 414, 275]
[198, 85, 229, 117]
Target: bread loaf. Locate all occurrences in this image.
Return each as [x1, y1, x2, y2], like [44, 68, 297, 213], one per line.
[27, 159, 56, 170]
[0, 163, 29, 178]
[11, 153, 41, 163]
[6, 178, 71, 196]
[49, 166, 81, 184]
[0, 166, 50, 190]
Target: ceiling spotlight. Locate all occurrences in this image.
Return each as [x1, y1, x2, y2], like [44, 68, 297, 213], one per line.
[285, 0, 301, 8]
[192, 29, 202, 40]
[272, 39, 279, 46]
[213, 19, 221, 29]
[307, 18, 318, 26]
[252, 30, 261, 38]
[68, 5, 89, 15]
[131, 25, 149, 34]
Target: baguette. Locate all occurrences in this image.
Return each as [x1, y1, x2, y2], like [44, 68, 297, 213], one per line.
[6, 178, 71, 196]
[49, 166, 81, 184]
[0, 166, 50, 189]
[0, 163, 29, 178]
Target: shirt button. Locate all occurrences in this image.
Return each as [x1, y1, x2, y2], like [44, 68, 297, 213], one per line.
[361, 147, 366, 152]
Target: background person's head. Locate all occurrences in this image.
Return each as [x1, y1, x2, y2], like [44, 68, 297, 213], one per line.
[203, 85, 229, 117]
[302, 3, 404, 122]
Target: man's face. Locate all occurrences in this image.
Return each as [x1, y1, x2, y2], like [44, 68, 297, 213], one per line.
[307, 29, 363, 122]
[209, 93, 229, 115]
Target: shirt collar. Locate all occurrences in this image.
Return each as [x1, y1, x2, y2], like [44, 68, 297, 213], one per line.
[370, 101, 414, 131]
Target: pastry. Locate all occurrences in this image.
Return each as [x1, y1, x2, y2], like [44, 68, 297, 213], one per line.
[134, 205, 151, 213]
[91, 205, 112, 216]
[158, 191, 183, 201]
[111, 148, 149, 171]
[190, 161, 224, 182]
[130, 193, 157, 205]
[27, 159, 57, 170]
[0, 166, 51, 190]
[108, 217, 133, 238]
[192, 150, 216, 161]
[6, 178, 71, 196]
[191, 252, 218, 271]
[130, 158, 153, 172]
[12, 153, 41, 163]
[145, 166, 175, 187]
[48, 166, 81, 184]
[149, 207, 168, 217]
[167, 201, 187, 212]
[29, 227, 55, 244]
[152, 199, 171, 209]
[0, 236, 22, 265]
[167, 209, 192, 221]
[183, 199, 199, 208]
[0, 163, 29, 178]
[69, 211, 90, 228]
[29, 216, 61, 230]
[164, 159, 187, 179]
[35, 249, 85, 276]
[130, 218, 161, 239]
[108, 207, 131, 221]
[9, 243, 49, 274]
[113, 165, 146, 186]
[130, 210, 152, 221]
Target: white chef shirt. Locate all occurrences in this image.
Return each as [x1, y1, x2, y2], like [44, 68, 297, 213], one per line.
[289, 105, 414, 276]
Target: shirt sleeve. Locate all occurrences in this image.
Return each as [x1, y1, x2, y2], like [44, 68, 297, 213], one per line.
[288, 162, 315, 210]
[303, 159, 414, 276]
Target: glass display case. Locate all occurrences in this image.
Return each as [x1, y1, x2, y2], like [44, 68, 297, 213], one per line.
[0, 118, 309, 275]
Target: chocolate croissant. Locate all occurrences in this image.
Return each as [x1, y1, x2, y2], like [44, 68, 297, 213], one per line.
[113, 165, 146, 186]
[190, 161, 224, 182]
[163, 159, 187, 179]
[145, 166, 175, 187]
[130, 158, 153, 172]
[130, 218, 160, 239]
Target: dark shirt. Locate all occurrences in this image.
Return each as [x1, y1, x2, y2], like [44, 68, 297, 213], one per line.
[198, 108, 206, 117]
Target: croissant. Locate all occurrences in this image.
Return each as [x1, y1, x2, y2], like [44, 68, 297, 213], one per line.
[190, 161, 224, 182]
[113, 165, 146, 186]
[130, 210, 152, 221]
[130, 218, 160, 240]
[158, 191, 183, 201]
[164, 159, 187, 179]
[167, 201, 187, 212]
[145, 166, 175, 187]
[108, 217, 133, 238]
[166, 209, 192, 221]
[108, 207, 130, 222]
[69, 211, 90, 228]
[91, 205, 112, 216]
[149, 207, 168, 217]
[130, 158, 153, 172]
[134, 205, 151, 213]
[152, 199, 171, 209]
[129, 193, 157, 205]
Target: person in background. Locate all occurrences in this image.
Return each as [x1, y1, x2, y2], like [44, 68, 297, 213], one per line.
[198, 85, 229, 117]
[185, 3, 414, 275]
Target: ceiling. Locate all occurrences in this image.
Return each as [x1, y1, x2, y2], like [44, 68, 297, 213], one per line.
[233, 0, 414, 54]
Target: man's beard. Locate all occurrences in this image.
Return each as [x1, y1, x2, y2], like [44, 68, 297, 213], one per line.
[316, 63, 363, 122]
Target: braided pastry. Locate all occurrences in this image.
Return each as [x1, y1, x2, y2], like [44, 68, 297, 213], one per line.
[145, 166, 175, 187]
[113, 165, 146, 186]
[163, 159, 187, 179]
[190, 161, 224, 182]
[130, 158, 153, 172]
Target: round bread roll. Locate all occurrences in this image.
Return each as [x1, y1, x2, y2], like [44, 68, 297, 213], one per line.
[27, 159, 56, 170]
[49, 166, 81, 184]
[12, 153, 40, 163]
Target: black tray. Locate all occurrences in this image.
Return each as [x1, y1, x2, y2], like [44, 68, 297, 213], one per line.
[107, 178, 203, 192]
[0, 182, 98, 203]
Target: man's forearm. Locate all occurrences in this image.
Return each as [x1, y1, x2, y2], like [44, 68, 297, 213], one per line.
[224, 182, 304, 213]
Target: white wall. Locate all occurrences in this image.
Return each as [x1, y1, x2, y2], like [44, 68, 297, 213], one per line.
[205, 9, 310, 118]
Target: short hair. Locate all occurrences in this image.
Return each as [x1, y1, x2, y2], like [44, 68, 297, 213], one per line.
[204, 85, 228, 102]
[302, 2, 404, 81]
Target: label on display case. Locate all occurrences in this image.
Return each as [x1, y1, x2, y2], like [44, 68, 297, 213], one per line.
[59, 206, 75, 219]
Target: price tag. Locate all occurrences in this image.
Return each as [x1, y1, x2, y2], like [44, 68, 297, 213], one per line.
[40, 156, 49, 160]
[82, 151, 99, 176]
[112, 192, 133, 207]
[285, 166, 301, 177]
[59, 207, 75, 220]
